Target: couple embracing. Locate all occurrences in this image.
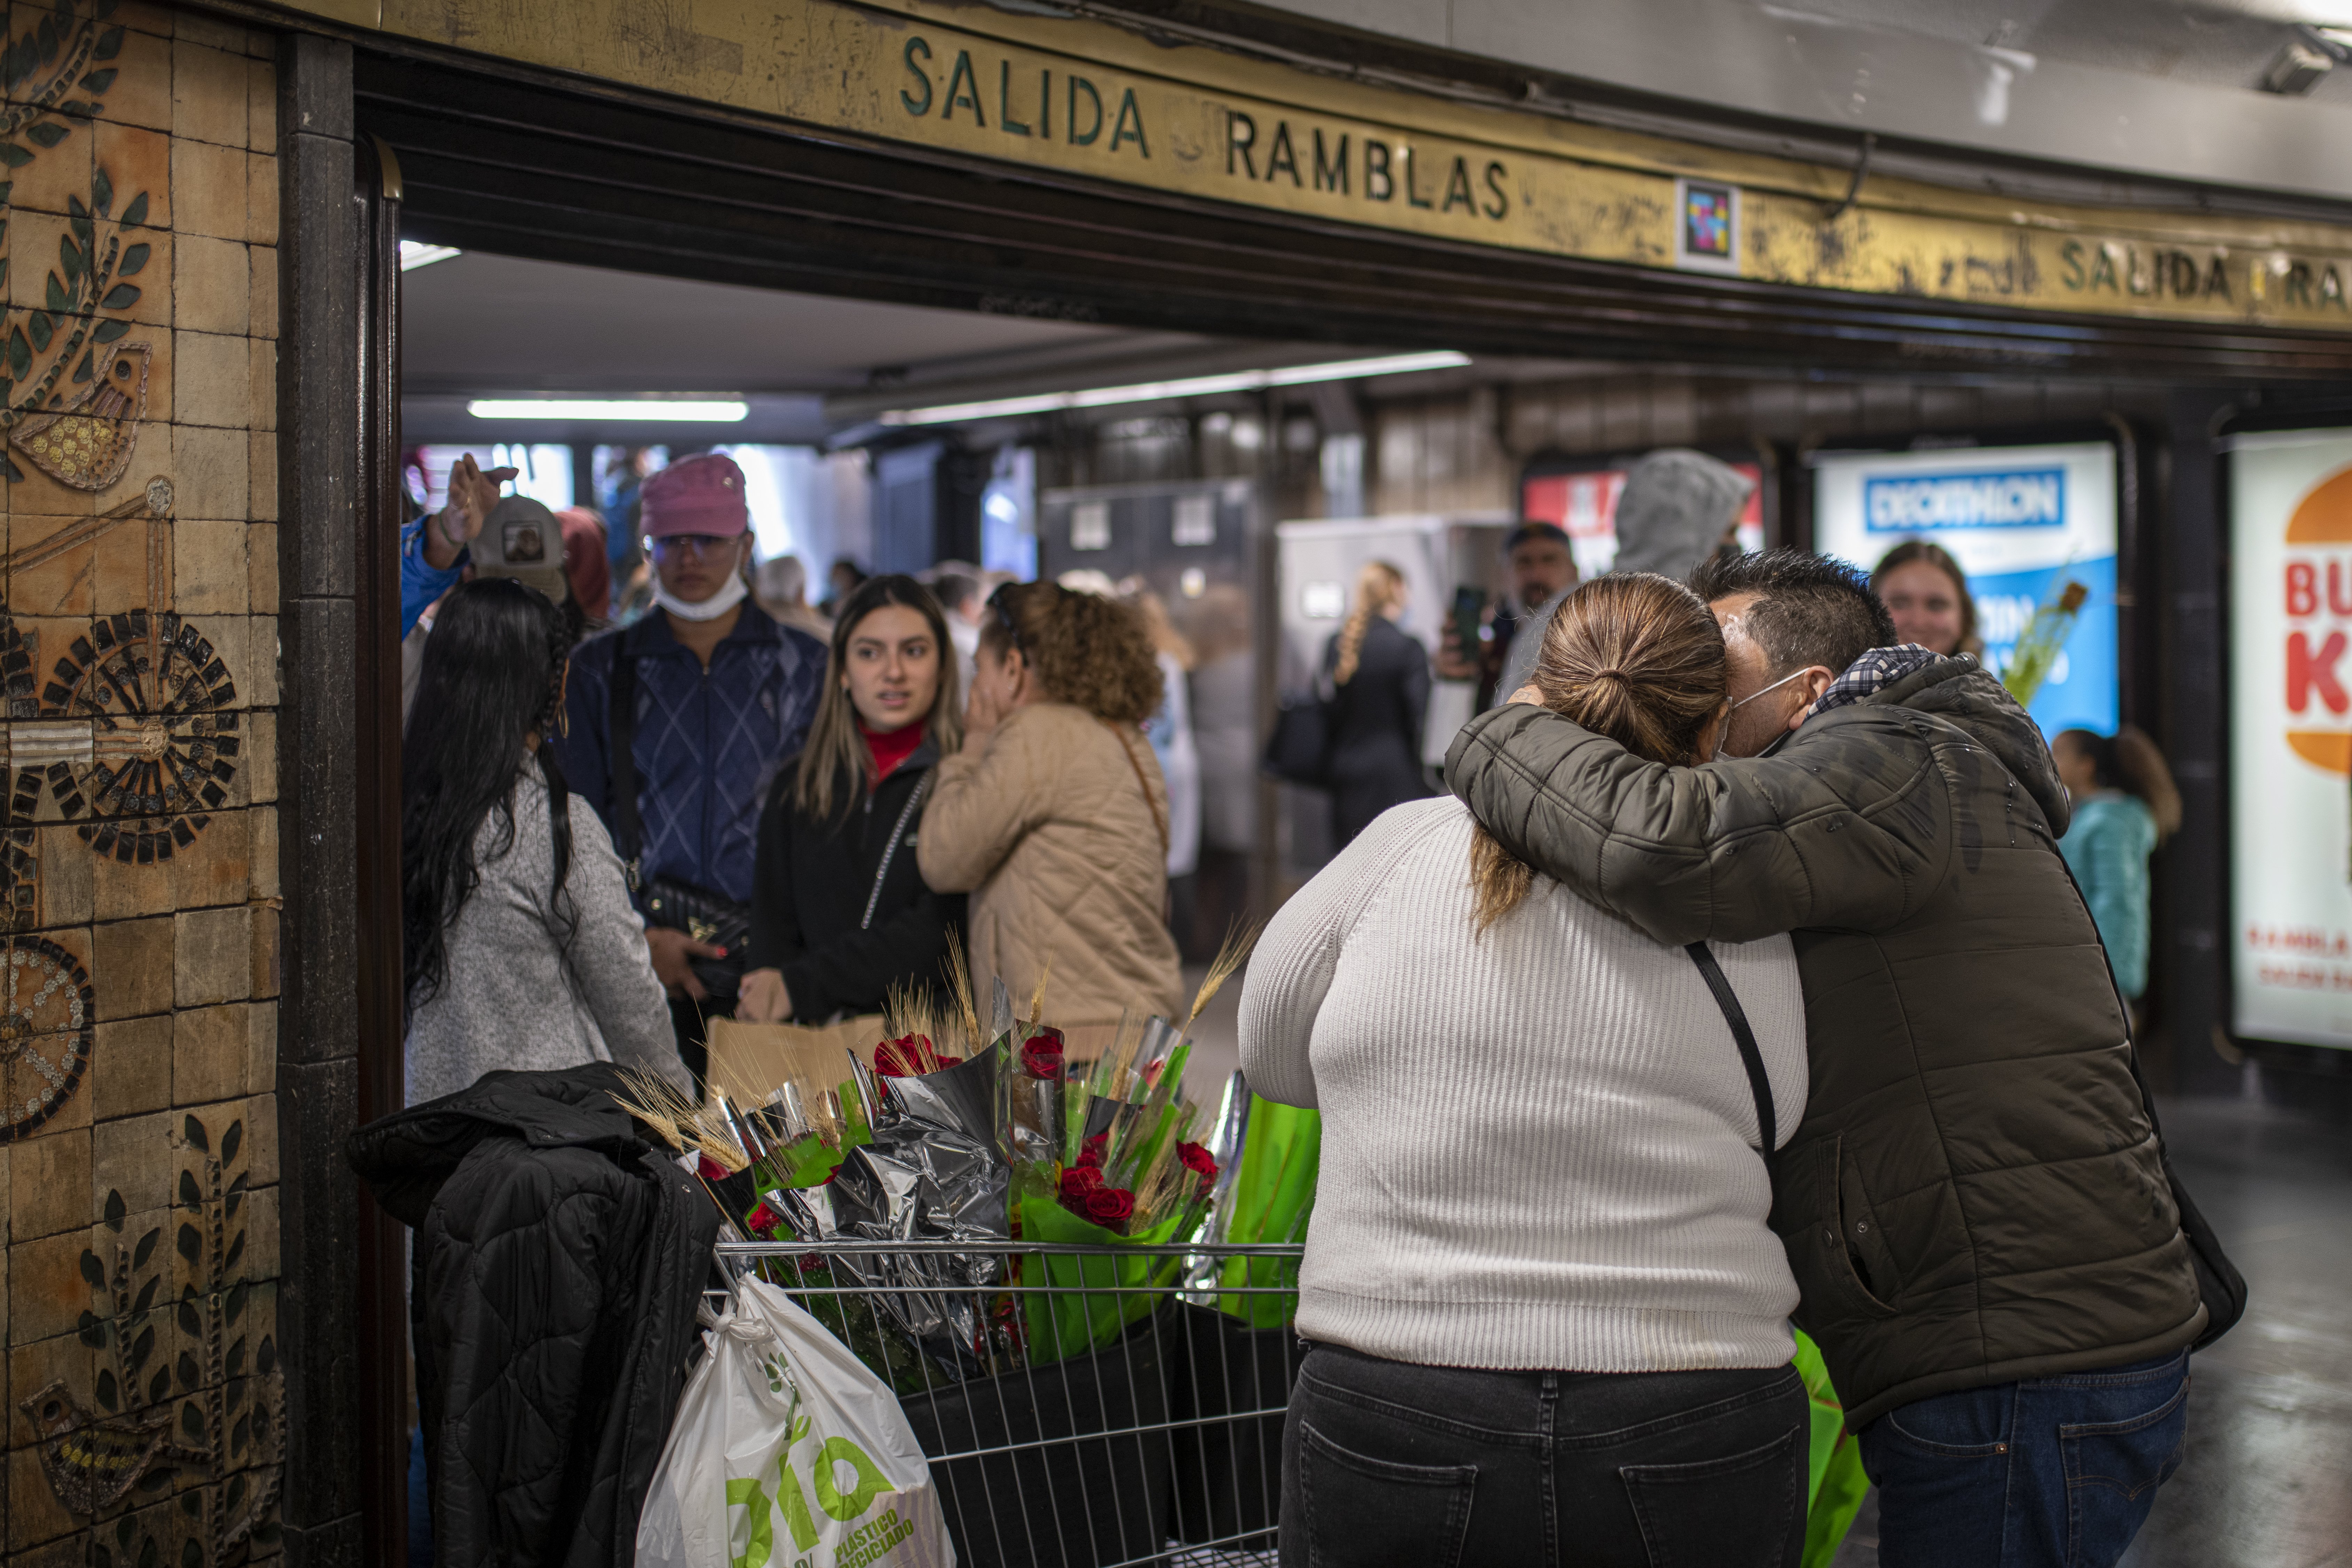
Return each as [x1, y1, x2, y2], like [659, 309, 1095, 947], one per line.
[1239, 552, 2211, 1568]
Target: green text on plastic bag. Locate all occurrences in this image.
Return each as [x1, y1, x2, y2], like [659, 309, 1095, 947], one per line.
[1214, 1098, 1320, 1327]
[1016, 1193, 1182, 1365]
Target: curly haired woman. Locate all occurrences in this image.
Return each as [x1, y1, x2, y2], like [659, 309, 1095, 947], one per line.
[918, 581, 1185, 1048]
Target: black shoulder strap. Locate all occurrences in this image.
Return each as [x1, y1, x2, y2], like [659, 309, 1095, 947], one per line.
[606, 640, 643, 887]
[1685, 942, 1776, 1155]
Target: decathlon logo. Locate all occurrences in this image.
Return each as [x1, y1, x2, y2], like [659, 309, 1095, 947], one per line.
[1864, 469, 2066, 532]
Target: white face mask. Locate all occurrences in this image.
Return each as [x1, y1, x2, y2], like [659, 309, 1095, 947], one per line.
[1728, 666, 1808, 715]
[652, 566, 750, 623]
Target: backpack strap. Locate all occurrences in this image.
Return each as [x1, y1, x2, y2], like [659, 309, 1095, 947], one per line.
[606, 638, 643, 890]
[1685, 942, 1776, 1155]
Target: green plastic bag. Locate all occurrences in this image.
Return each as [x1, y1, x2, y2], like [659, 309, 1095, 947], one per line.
[1794, 1329, 1870, 1568]
[1215, 1098, 1320, 1328]
[1015, 1192, 1183, 1365]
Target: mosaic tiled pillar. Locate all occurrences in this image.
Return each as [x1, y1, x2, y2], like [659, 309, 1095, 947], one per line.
[1, 5, 284, 1562]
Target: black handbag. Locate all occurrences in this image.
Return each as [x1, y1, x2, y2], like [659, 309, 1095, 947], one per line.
[608, 645, 752, 1007]
[1262, 688, 1334, 787]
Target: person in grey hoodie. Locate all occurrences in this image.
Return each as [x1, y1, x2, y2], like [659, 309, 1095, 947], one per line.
[1497, 448, 1753, 700]
[402, 577, 687, 1106]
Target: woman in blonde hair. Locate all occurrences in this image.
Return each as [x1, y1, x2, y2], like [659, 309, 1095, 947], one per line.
[1320, 559, 1431, 848]
[1241, 573, 1811, 1566]
[919, 581, 1184, 1048]
[738, 574, 963, 1023]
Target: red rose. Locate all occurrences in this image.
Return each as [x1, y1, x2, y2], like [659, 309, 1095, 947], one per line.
[1083, 1185, 1135, 1228]
[873, 1033, 931, 1078]
[1060, 1164, 1105, 1198]
[697, 1154, 731, 1182]
[1077, 1133, 1108, 1170]
[744, 1202, 780, 1236]
[1177, 1141, 1218, 1192]
[1020, 1033, 1064, 1080]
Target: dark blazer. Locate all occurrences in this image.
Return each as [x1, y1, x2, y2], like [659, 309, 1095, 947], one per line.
[745, 738, 964, 1021]
[1321, 615, 1433, 846]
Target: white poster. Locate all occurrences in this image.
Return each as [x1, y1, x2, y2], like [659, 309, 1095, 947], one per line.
[1812, 442, 2118, 738]
[2231, 429, 2352, 1049]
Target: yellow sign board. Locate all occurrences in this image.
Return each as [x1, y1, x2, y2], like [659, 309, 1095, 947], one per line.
[284, 0, 2352, 331]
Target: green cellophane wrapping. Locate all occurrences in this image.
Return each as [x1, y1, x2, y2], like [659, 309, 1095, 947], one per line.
[1215, 1098, 1321, 1328]
[1016, 1193, 1185, 1366]
[1794, 1328, 1869, 1567]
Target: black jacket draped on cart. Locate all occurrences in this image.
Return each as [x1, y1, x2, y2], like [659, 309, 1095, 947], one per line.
[745, 741, 965, 1021]
[1321, 616, 1433, 847]
[348, 1063, 719, 1568]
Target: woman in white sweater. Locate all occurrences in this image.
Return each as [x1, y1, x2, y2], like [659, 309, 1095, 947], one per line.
[1239, 572, 1811, 1567]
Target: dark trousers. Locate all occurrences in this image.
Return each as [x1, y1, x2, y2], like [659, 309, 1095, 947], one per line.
[1279, 1344, 1809, 1567]
[1860, 1352, 2190, 1568]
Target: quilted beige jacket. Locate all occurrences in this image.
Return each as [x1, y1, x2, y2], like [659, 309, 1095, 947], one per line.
[919, 701, 1185, 1041]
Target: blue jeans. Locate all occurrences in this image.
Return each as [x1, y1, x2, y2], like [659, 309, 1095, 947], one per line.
[1859, 1352, 2190, 1568]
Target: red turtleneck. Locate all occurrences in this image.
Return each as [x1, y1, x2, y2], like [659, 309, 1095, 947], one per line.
[862, 720, 924, 782]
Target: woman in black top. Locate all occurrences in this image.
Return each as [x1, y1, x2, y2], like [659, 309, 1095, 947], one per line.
[1322, 559, 1433, 848]
[737, 575, 964, 1023]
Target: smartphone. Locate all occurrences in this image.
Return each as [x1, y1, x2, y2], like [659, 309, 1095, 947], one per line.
[1450, 585, 1487, 657]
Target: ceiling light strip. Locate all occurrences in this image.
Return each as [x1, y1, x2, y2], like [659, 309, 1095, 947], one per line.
[466, 399, 752, 423]
[880, 351, 1471, 426]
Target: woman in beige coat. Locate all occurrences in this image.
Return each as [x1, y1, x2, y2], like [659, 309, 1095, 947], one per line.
[918, 582, 1185, 1050]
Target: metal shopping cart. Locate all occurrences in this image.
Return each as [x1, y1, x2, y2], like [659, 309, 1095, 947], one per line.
[716, 1237, 1307, 1568]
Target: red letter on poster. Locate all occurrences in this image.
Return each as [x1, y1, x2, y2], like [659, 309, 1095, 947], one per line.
[2288, 561, 2318, 616]
[2288, 630, 2349, 715]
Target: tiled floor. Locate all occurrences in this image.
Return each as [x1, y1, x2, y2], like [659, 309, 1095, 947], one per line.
[1835, 1072, 2352, 1568]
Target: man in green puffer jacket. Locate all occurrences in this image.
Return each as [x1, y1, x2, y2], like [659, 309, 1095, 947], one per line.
[1446, 551, 2204, 1568]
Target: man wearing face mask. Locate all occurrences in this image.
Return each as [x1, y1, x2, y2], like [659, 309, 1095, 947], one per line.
[1450, 549, 2211, 1568]
[556, 453, 827, 1080]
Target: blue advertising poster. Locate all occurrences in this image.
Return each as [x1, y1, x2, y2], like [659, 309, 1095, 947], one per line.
[1812, 441, 2119, 738]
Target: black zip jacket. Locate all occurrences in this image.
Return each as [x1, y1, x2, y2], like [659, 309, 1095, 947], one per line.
[745, 738, 965, 1021]
[347, 1064, 719, 1567]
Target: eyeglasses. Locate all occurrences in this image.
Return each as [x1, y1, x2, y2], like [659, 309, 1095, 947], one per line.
[648, 533, 735, 558]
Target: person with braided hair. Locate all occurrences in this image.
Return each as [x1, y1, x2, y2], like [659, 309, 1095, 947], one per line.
[918, 580, 1184, 1053]
[1318, 559, 1433, 848]
[401, 577, 685, 1107]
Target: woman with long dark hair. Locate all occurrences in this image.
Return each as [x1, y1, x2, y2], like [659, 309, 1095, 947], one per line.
[736, 576, 964, 1023]
[1322, 559, 1432, 848]
[1872, 539, 1984, 660]
[402, 578, 684, 1105]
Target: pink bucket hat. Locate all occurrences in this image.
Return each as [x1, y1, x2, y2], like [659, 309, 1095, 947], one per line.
[640, 452, 750, 538]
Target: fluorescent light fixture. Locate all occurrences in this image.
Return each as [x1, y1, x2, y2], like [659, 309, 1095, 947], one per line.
[467, 398, 750, 423]
[399, 241, 461, 271]
[880, 350, 1472, 426]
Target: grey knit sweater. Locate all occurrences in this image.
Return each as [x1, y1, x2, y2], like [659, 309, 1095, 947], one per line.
[404, 756, 688, 1107]
[1238, 797, 1808, 1372]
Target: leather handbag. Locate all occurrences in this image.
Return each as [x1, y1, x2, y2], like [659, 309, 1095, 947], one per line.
[607, 645, 753, 1008]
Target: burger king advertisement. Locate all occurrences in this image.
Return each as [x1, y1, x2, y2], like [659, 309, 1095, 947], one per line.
[2232, 429, 2352, 1050]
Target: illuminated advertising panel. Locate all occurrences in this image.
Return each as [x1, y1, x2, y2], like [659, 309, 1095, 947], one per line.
[2231, 430, 2352, 1049]
[1812, 442, 2119, 737]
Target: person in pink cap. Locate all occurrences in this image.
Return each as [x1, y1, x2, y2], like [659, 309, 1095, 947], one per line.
[552, 452, 828, 1082]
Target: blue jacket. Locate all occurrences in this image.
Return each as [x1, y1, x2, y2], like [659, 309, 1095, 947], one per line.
[554, 605, 827, 907]
[2060, 791, 2158, 1000]
[400, 515, 464, 640]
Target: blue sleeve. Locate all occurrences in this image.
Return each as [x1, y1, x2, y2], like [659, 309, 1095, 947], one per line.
[399, 515, 464, 641]
[2063, 805, 2152, 999]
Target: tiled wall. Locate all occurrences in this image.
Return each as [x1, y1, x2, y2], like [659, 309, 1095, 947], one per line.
[1, 3, 282, 1562]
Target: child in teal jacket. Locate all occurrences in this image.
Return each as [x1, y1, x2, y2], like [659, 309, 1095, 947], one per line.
[2053, 727, 2180, 1001]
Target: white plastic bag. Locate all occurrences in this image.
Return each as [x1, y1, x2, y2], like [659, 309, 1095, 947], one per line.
[636, 1277, 955, 1568]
